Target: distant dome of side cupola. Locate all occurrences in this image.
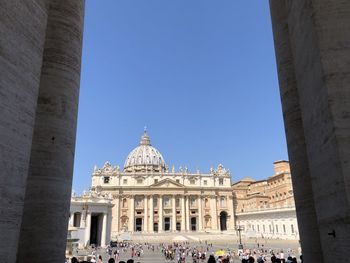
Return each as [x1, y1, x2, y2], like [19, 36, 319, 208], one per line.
[124, 129, 166, 173]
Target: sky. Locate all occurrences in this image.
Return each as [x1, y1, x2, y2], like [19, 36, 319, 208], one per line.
[72, 0, 288, 193]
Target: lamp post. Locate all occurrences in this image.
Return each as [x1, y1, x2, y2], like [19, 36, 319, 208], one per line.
[236, 225, 244, 246]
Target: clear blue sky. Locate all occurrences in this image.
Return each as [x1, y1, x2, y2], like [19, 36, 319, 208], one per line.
[72, 0, 288, 193]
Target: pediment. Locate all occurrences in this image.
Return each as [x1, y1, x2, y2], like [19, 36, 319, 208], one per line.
[149, 178, 184, 188]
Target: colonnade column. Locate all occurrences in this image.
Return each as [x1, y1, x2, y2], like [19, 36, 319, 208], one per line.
[198, 196, 203, 231]
[149, 196, 154, 232]
[172, 195, 177, 232]
[159, 195, 163, 232]
[129, 195, 135, 232]
[211, 196, 218, 230]
[101, 213, 107, 247]
[85, 212, 91, 246]
[144, 195, 148, 232]
[181, 196, 186, 232]
[15, 2, 85, 262]
[185, 195, 190, 231]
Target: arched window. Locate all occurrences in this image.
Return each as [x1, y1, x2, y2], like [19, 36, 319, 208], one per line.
[122, 198, 127, 208]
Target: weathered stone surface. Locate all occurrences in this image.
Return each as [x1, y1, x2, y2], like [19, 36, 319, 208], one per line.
[270, 0, 350, 262]
[0, 1, 49, 262]
[16, 1, 85, 262]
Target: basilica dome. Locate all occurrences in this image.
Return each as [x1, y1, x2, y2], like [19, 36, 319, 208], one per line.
[124, 130, 166, 173]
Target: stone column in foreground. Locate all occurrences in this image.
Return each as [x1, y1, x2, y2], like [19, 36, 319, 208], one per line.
[269, 0, 350, 262]
[16, 1, 85, 262]
[0, 1, 49, 262]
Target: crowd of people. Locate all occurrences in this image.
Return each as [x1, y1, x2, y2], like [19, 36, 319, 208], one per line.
[66, 241, 303, 263]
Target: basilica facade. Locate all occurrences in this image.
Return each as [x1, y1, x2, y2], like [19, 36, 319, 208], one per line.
[69, 131, 299, 247]
[69, 130, 234, 246]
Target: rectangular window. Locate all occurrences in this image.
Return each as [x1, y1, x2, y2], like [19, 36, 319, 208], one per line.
[104, 177, 110, 184]
[276, 225, 279, 233]
[137, 179, 143, 184]
[123, 179, 127, 184]
[283, 224, 286, 233]
[203, 180, 207, 185]
[219, 178, 224, 185]
[257, 225, 260, 232]
[291, 224, 294, 234]
[190, 180, 195, 185]
[153, 198, 158, 207]
[176, 179, 180, 183]
[154, 179, 158, 184]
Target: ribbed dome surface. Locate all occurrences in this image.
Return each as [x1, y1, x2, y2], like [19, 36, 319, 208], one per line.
[124, 130, 165, 172]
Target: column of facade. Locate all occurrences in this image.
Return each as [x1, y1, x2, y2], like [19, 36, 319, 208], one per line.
[172, 195, 177, 232]
[181, 196, 186, 232]
[185, 195, 190, 231]
[144, 195, 148, 232]
[85, 212, 91, 246]
[159, 195, 163, 232]
[227, 196, 235, 230]
[115, 197, 120, 233]
[149, 196, 154, 232]
[198, 196, 203, 231]
[211, 196, 218, 230]
[101, 213, 107, 247]
[129, 195, 135, 232]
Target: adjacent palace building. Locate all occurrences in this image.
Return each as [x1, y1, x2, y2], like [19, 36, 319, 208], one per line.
[69, 131, 299, 247]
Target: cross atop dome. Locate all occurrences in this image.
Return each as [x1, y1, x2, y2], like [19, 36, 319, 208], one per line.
[140, 127, 151, 146]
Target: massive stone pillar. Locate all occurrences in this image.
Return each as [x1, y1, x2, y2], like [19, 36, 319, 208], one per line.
[270, 0, 350, 262]
[0, 1, 50, 262]
[15, 1, 84, 262]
